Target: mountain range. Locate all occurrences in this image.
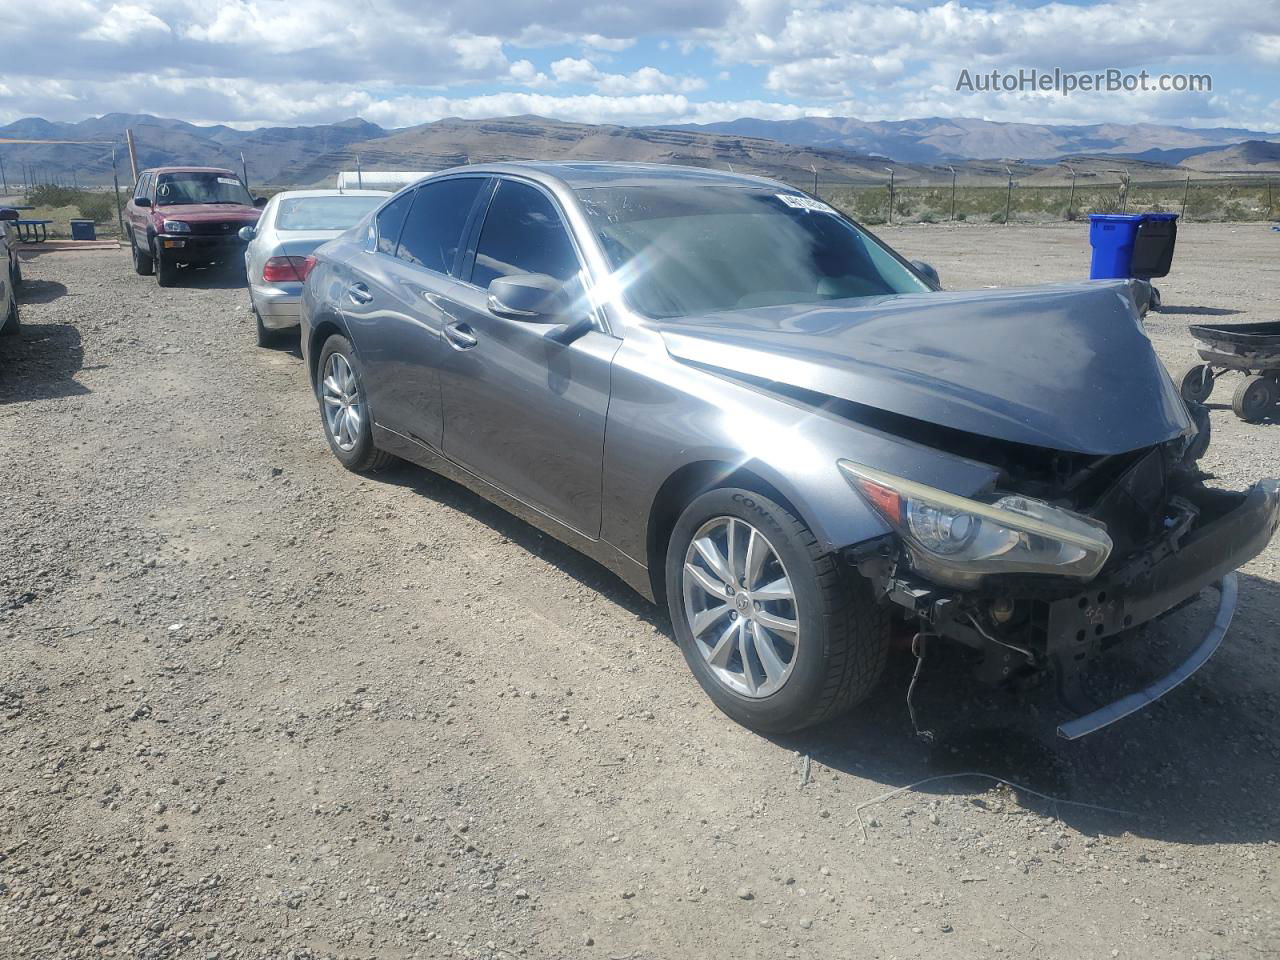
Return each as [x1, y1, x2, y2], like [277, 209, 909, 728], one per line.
[0, 112, 1275, 189]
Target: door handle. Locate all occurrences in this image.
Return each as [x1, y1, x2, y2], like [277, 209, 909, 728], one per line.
[347, 282, 373, 305]
[443, 320, 478, 350]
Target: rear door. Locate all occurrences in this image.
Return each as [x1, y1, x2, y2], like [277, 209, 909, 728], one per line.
[338, 177, 489, 448]
[439, 177, 619, 538]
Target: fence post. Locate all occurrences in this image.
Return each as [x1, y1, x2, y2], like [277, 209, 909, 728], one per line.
[1269, 180, 1274, 220]
[885, 167, 895, 224]
[0, 154, 6, 195]
[948, 165, 956, 221]
[810, 164, 818, 199]
[1181, 174, 1191, 220]
[1004, 166, 1013, 225]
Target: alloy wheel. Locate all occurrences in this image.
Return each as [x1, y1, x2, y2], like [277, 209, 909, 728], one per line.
[322, 352, 363, 451]
[682, 516, 799, 698]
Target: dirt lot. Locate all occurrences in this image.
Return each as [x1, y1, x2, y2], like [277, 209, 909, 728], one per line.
[1, 222, 1278, 960]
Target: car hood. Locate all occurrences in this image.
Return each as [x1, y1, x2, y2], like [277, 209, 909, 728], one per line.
[657, 281, 1191, 456]
[153, 204, 261, 224]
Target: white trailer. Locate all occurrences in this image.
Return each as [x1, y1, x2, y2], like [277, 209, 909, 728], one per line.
[335, 171, 431, 192]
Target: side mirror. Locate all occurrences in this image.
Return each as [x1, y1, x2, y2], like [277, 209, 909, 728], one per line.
[487, 273, 592, 344]
[253, 196, 267, 209]
[0, 208, 17, 222]
[911, 259, 940, 287]
[134, 197, 152, 208]
[487, 273, 567, 320]
[238, 225, 257, 242]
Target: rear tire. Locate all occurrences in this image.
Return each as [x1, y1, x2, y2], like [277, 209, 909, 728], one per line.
[130, 232, 154, 276]
[1232, 375, 1277, 423]
[155, 251, 177, 287]
[1, 292, 18, 337]
[1178, 362, 1215, 404]
[665, 487, 890, 733]
[316, 334, 393, 473]
[254, 305, 278, 348]
[11, 258, 22, 289]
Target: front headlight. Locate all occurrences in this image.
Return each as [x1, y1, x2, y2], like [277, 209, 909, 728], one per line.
[162, 220, 191, 233]
[838, 460, 1112, 585]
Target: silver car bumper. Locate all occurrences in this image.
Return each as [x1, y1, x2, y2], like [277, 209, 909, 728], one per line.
[250, 282, 302, 329]
[1057, 574, 1236, 739]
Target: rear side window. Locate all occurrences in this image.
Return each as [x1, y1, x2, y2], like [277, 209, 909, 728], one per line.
[375, 191, 413, 256]
[471, 180, 580, 289]
[134, 173, 151, 199]
[396, 178, 485, 275]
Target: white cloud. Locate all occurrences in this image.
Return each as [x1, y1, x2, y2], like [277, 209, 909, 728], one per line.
[0, 0, 1276, 131]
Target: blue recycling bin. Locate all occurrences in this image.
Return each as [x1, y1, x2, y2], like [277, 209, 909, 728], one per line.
[69, 218, 96, 241]
[1088, 213, 1143, 279]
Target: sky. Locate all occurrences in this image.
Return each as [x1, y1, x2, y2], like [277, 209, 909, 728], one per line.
[0, 0, 1277, 131]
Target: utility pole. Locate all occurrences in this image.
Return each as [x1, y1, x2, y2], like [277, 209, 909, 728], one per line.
[0, 154, 7, 195]
[1060, 163, 1077, 219]
[1181, 174, 1191, 219]
[125, 128, 139, 182]
[810, 164, 818, 198]
[885, 167, 895, 224]
[948, 165, 957, 221]
[356, 154, 363, 190]
[240, 151, 248, 190]
[1004, 165, 1014, 225]
[111, 144, 125, 236]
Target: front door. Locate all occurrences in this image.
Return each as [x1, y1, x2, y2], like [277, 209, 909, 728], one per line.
[439, 178, 619, 539]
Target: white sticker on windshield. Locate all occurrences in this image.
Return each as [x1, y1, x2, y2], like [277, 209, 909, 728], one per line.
[777, 193, 837, 214]
[217, 177, 240, 185]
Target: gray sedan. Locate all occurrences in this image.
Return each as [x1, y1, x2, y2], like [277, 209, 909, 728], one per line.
[300, 162, 1278, 737]
[242, 189, 387, 345]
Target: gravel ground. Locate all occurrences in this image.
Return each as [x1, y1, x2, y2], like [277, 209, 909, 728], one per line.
[1, 222, 1277, 960]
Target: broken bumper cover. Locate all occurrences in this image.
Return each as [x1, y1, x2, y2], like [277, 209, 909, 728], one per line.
[1053, 479, 1280, 738]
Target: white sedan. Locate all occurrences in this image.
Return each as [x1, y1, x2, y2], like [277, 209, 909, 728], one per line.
[241, 189, 388, 346]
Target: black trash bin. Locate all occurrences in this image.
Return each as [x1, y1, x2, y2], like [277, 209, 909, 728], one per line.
[1129, 212, 1177, 280]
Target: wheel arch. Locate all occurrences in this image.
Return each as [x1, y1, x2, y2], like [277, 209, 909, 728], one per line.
[645, 459, 824, 604]
[306, 308, 353, 388]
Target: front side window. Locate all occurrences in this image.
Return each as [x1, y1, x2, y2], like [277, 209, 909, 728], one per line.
[575, 183, 931, 319]
[276, 195, 385, 232]
[471, 180, 580, 289]
[374, 191, 413, 256]
[154, 172, 253, 207]
[396, 178, 485, 275]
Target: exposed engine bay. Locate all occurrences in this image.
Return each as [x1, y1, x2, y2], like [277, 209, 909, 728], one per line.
[843, 399, 1280, 735]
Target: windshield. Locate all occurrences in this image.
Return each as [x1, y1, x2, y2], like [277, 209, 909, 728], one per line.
[576, 184, 931, 319]
[276, 195, 384, 231]
[155, 172, 253, 207]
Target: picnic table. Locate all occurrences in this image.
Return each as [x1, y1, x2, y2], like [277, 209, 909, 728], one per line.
[15, 219, 52, 242]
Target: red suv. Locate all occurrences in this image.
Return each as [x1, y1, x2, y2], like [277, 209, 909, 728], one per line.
[125, 167, 265, 286]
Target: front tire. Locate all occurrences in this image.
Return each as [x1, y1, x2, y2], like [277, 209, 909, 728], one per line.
[316, 335, 392, 473]
[665, 487, 890, 733]
[155, 251, 177, 287]
[130, 232, 154, 276]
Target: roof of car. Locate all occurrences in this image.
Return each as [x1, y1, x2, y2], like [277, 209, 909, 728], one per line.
[432, 161, 788, 191]
[143, 166, 239, 176]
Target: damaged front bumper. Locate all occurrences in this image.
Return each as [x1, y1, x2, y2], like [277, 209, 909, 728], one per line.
[874, 478, 1280, 736]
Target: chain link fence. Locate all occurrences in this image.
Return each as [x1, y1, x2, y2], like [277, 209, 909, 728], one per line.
[808, 175, 1280, 226]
